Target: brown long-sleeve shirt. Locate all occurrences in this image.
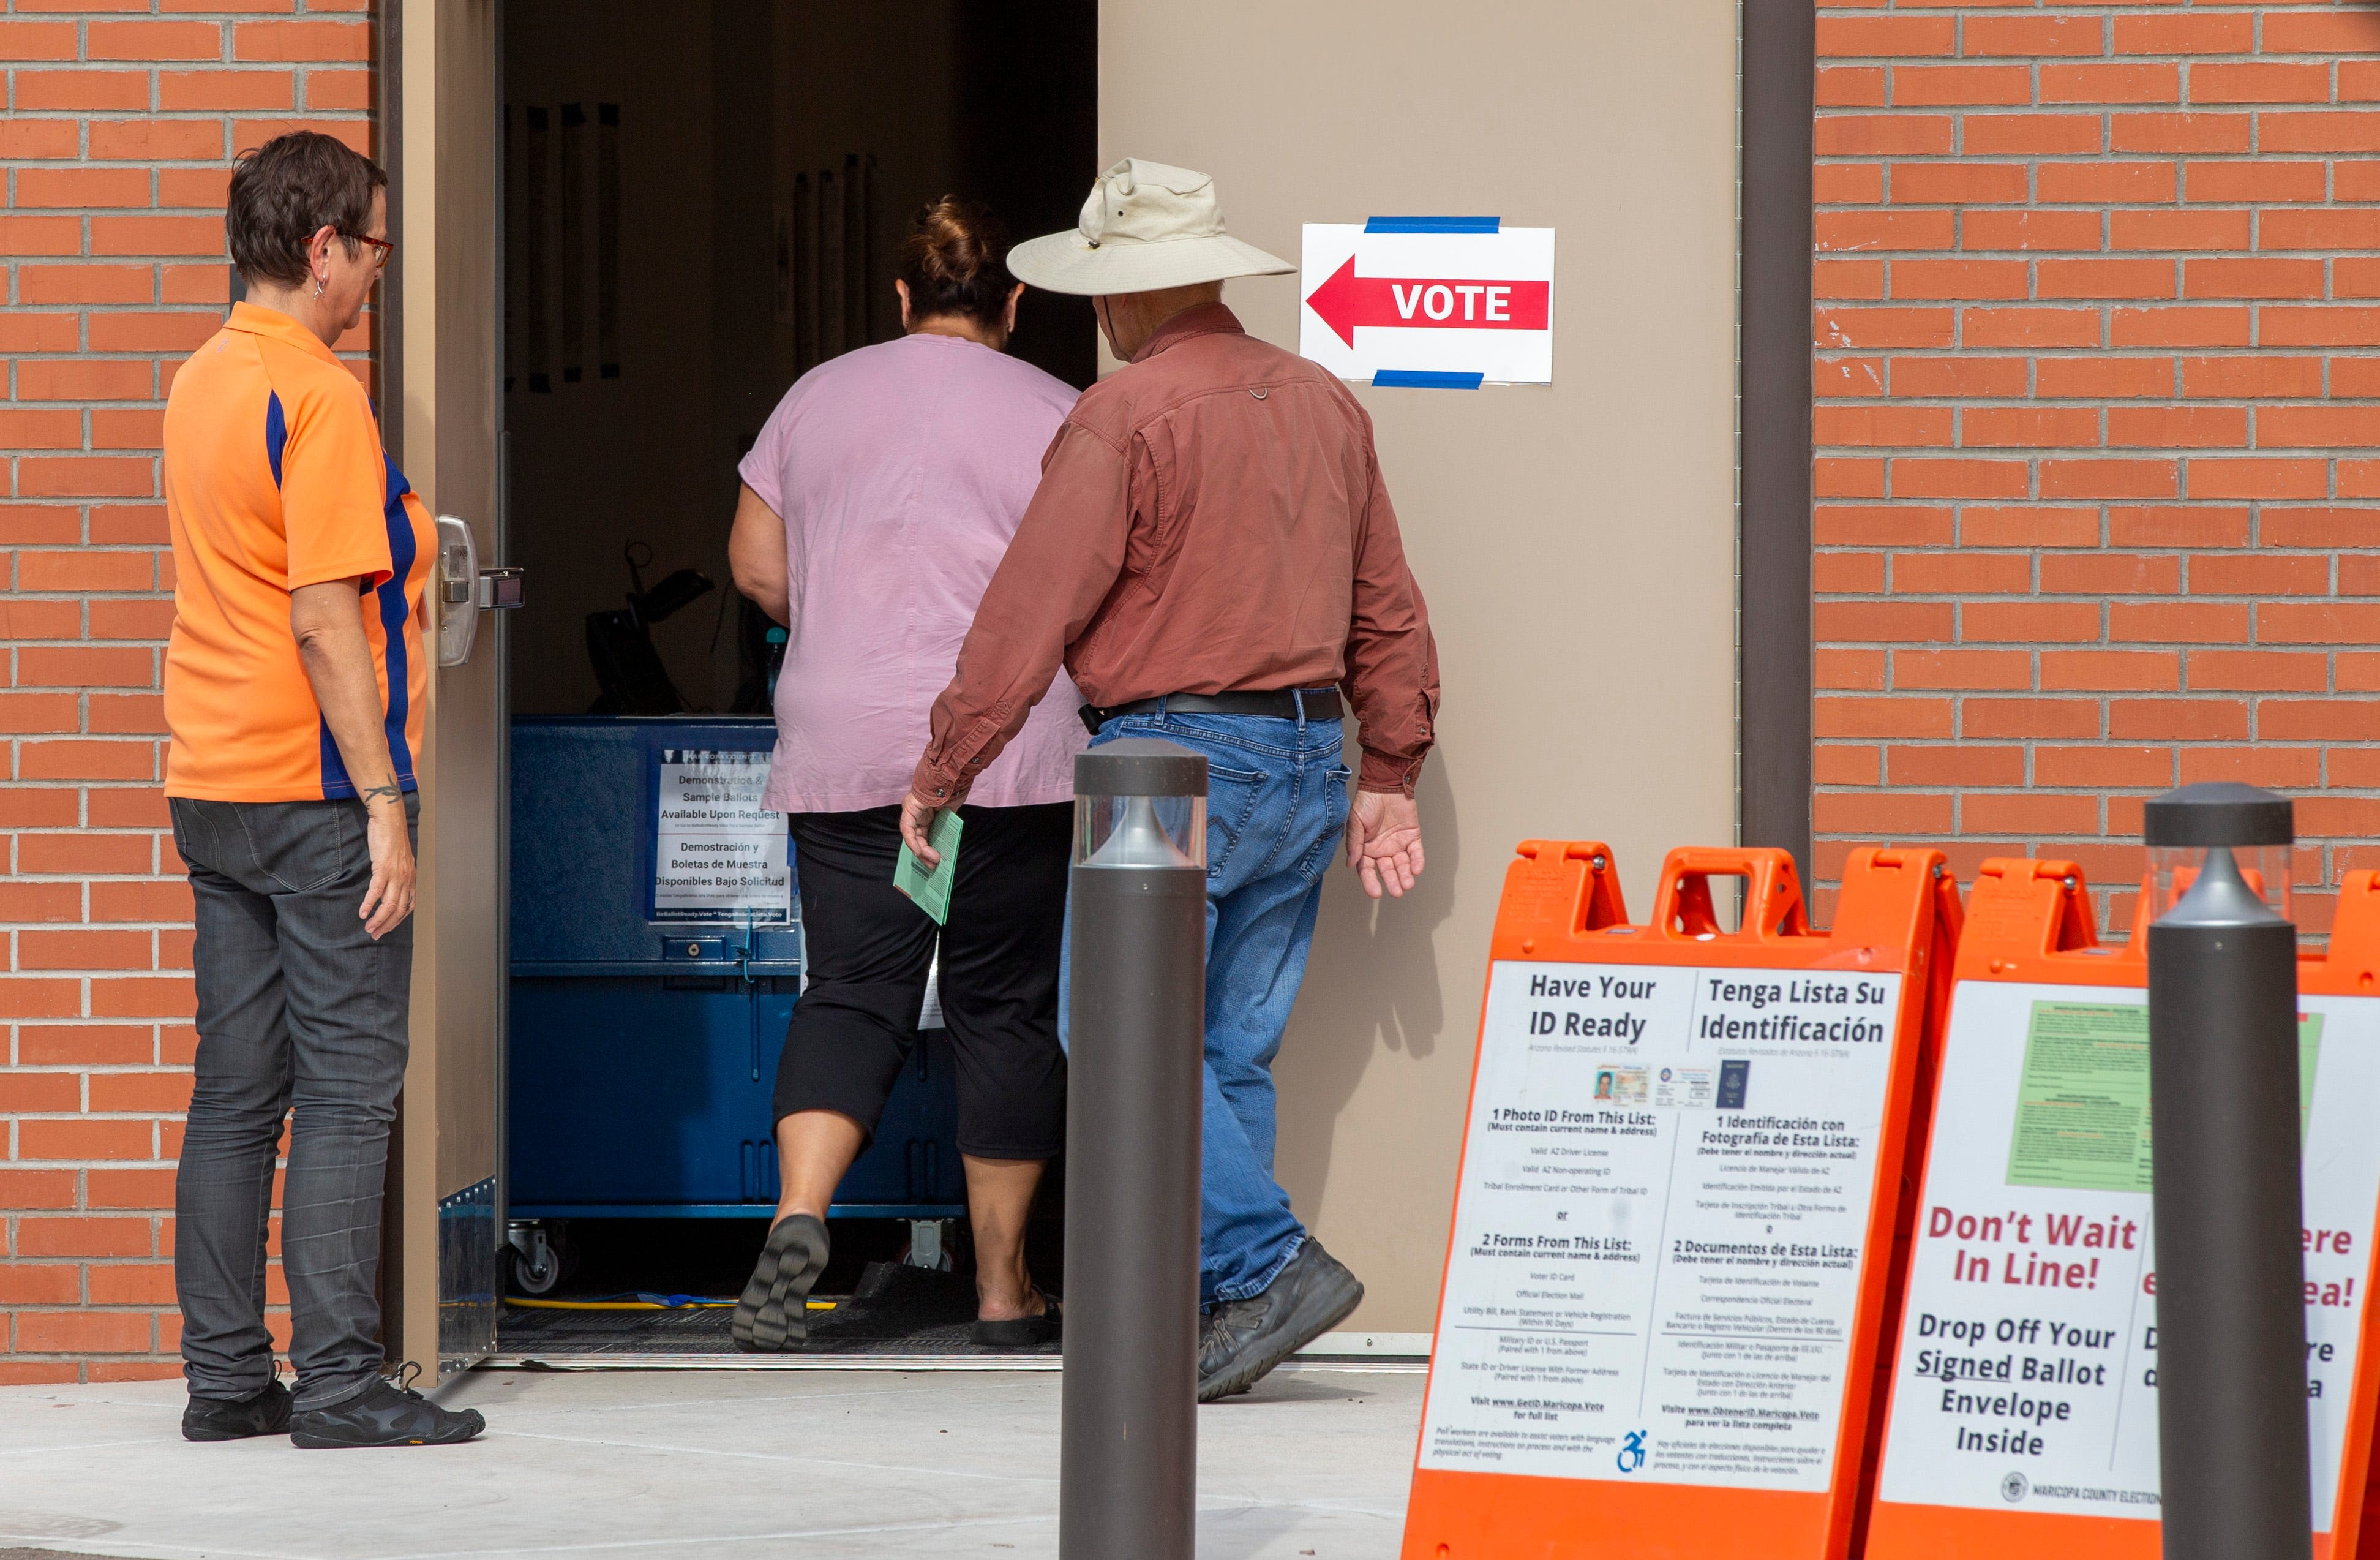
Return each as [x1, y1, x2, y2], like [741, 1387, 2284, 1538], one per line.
[910, 303, 1440, 802]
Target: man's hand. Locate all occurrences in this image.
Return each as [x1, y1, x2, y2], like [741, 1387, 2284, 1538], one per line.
[1346, 788, 1425, 899]
[900, 790, 948, 867]
[358, 794, 416, 939]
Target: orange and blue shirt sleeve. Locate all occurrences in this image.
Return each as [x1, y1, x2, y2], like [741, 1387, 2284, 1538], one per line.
[272, 373, 394, 591]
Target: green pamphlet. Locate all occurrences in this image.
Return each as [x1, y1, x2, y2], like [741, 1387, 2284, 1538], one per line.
[893, 809, 963, 926]
[2005, 999, 2322, 1193]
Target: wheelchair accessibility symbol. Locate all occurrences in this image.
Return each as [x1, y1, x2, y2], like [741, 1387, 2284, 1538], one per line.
[1617, 1430, 1648, 1474]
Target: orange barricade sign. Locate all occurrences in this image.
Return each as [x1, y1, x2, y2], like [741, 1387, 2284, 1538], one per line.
[1863, 860, 2380, 1560]
[1400, 842, 1958, 1560]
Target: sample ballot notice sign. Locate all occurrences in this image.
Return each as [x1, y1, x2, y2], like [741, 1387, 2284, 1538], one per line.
[1417, 960, 1905, 1489]
[651, 748, 791, 923]
[1871, 980, 2380, 1533]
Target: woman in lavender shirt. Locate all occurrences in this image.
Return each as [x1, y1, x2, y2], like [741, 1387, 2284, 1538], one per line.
[725, 199, 1083, 1351]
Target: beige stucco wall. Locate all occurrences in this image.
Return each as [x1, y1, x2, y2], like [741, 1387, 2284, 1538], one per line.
[1103, 0, 1743, 1330]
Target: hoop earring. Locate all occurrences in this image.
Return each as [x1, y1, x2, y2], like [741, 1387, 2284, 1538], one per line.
[313, 272, 326, 298]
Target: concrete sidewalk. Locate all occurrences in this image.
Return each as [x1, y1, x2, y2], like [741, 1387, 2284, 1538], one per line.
[0, 1365, 1421, 1560]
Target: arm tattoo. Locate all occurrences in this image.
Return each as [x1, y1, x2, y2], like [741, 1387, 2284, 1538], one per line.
[360, 783, 404, 807]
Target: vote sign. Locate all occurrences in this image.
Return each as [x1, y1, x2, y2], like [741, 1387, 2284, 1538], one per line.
[1300, 219, 1556, 386]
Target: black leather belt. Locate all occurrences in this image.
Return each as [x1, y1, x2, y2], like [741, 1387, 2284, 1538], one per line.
[1080, 688, 1344, 735]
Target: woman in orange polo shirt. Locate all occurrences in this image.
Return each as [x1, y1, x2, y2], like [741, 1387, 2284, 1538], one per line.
[161, 132, 479, 1450]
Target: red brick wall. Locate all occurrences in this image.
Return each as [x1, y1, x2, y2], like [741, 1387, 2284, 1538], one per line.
[1, 1, 370, 1385]
[1813, 0, 2380, 936]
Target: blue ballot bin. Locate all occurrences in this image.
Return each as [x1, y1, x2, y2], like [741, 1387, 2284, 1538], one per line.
[506, 715, 965, 1233]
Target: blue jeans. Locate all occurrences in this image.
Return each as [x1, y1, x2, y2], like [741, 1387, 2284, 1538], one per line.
[1062, 705, 1353, 1306]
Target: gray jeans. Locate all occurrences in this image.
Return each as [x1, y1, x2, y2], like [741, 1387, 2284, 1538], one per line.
[170, 794, 416, 1411]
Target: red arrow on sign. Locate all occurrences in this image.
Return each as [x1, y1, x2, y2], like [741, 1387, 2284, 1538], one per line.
[1303, 256, 1550, 349]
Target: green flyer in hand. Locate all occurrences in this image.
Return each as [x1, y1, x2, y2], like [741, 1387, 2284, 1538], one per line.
[893, 808, 963, 925]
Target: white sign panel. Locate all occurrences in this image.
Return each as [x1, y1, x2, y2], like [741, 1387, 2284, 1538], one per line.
[1418, 960, 1906, 1490]
[1299, 222, 1555, 386]
[653, 748, 792, 924]
[1874, 981, 2380, 1526]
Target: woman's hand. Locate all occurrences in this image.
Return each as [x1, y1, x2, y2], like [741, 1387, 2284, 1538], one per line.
[291, 578, 417, 936]
[359, 794, 416, 939]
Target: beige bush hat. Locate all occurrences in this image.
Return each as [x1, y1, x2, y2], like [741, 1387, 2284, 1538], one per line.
[1006, 157, 1294, 296]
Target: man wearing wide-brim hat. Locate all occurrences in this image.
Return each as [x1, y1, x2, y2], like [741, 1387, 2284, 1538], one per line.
[902, 157, 1440, 1400]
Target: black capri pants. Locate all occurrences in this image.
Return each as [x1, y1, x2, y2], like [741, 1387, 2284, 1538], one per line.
[774, 802, 1069, 1161]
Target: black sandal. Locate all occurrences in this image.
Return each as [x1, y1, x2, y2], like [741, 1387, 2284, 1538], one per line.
[971, 1291, 1062, 1349]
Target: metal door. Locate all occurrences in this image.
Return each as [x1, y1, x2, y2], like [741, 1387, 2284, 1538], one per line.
[386, 0, 507, 1384]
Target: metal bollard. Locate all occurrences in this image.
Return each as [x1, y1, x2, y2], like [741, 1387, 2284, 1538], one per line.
[1060, 739, 1208, 1560]
[2144, 782, 2311, 1560]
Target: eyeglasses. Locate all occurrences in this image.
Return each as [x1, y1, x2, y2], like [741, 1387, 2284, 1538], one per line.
[341, 232, 395, 269]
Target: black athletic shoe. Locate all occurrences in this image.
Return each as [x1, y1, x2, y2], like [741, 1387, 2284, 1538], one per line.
[182, 1377, 293, 1442]
[970, 1291, 1061, 1349]
[289, 1377, 486, 1449]
[733, 1212, 829, 1352]
[1197, 1237, 1364, 1403]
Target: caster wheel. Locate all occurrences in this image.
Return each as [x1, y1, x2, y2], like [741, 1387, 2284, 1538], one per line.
[507, 1223, 572, 1297]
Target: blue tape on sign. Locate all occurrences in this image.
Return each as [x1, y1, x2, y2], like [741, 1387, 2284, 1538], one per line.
[1372, 369, 1484, 390]
[1363, 216, 1501, 235]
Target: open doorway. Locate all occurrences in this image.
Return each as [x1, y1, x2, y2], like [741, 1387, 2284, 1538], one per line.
[494, 0, 1095, 1362]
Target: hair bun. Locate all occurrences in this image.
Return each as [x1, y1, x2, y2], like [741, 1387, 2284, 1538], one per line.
[901, 197, 1015, 331]
[918, 200, 990, 282]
